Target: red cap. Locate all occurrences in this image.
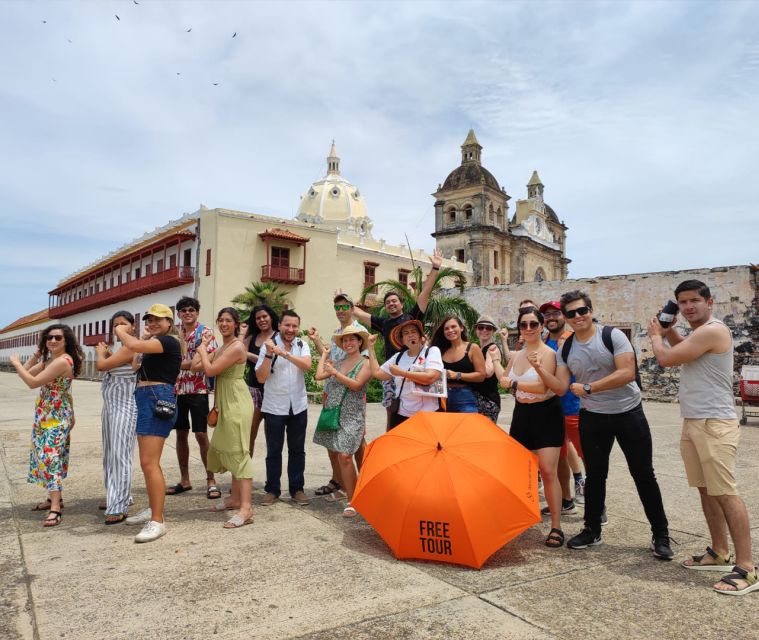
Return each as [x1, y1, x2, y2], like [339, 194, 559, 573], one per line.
[539, 300, 561, 314]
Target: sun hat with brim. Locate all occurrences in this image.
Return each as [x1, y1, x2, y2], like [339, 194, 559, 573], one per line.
[144, 303, 174, 320]
[539, 301, 562, 314]
[389, 319, 425, 350]
[333, 325, 369, 350]
[475, 315, 498, 329]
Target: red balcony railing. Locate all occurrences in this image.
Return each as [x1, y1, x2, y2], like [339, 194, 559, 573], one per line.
[82, 333, 112, 347]
[50, 267, 195, 318]
[261, 265, 305, 285]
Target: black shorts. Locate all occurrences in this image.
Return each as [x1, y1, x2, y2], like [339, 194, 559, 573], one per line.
[175, 394, 210, 433]
[509, 396, 565, 450]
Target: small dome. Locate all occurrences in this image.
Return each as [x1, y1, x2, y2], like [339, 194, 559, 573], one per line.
[545, 203, 559, 223]
[441, 164, 500, 192]
[296, 142, 369, 222]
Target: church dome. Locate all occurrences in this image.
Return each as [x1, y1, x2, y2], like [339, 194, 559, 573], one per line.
[441, 164, 500, 191]
[296, 142, 369, 223]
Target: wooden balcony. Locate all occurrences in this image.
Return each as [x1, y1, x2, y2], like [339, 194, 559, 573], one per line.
[50, 267, 195, 318]
[82, 333, 112, 347]
[261, 265, 305, 285]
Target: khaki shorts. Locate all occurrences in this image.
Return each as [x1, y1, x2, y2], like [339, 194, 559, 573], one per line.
[680, 418, 740, 496]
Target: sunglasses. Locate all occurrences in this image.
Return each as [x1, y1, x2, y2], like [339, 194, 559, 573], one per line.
[334, 304, 351, 311]
[519, 321, 541, 330]
[178, 307, 197, 313]
[475, 324, 495, 331]
[564, 306, 591, 319]
[46, 334, 64, 342]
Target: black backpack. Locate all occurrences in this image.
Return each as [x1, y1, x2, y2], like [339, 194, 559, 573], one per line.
[561, 325, 642, 391]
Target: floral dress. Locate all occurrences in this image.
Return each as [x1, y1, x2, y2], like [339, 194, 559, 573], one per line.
[28, 355, 74, 491]
[313, 360, 367, 455]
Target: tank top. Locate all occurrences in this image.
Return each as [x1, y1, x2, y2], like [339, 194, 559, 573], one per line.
[474, 343, 501, 403]
[246, 339, 263, 388]
[679, 318, 736, 419]
[444, 343, 475, 374]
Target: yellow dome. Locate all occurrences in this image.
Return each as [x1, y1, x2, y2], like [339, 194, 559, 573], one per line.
[296, 142, 369, 223]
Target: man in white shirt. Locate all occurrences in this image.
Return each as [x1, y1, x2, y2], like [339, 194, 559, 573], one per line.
[256, 310, 312, 506]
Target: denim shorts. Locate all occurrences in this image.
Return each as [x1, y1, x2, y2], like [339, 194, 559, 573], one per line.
[135, 384, 177, 438]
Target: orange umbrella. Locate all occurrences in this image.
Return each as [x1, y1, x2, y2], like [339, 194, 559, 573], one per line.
[352, 412, 539, 569]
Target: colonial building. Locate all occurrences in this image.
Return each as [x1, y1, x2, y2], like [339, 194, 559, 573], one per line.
[432, 130, 570, 286]
[0, 143, 469, 368]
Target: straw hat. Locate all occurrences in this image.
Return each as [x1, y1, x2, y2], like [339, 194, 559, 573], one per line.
[389, 319, 425, 350]
[475, 315, 498, 330]
[144, 303, 174, 320]
[333, 325, 369, 351]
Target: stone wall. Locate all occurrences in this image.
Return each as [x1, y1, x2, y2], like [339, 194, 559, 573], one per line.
[452, 265, 758, 402]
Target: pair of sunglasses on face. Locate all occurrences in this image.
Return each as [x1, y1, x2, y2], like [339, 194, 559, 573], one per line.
[334, 304, 351, 311]
[519, 321, 541, 330]
[178, 307, 197, 313]
[564, 306, 591, 319]
[475, 324, 495, 331]
[46, 335, 64, 342]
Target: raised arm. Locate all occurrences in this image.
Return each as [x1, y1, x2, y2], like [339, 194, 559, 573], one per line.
[528, 351, 570, 396]
[11, 354, 72, 389]
[197, 337, 245, 378]
[415, 248, 443, 314]
[114, 325, 166, 354]
[307, 327, 326, 356]
[647, 317, 724, 367]
[96, 342, 135, 372]
[22, 350, 46, 376]
[366, 334, 392, 381]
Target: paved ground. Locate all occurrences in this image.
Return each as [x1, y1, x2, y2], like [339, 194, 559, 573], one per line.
[1, 372, 758, 640]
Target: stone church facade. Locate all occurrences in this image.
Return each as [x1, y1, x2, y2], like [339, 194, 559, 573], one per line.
[432, 130, 569, 286]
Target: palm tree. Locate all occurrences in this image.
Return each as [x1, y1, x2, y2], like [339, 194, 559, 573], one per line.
[232, 282, 292, 320]
[359, 264, 479, 335]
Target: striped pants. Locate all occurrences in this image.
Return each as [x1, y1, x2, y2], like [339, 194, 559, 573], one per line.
[101, 376, 137, 515]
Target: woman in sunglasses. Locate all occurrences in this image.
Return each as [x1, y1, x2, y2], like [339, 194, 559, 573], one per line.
[431, 315, 486, 413]
[242, 305, 279, 456]
[10, 324, 83, 527]
[115, 303, 184, 543]
[494, 307, 565, 548]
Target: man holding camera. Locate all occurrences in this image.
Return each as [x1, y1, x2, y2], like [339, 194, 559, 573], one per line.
[648, 279, 756, 595]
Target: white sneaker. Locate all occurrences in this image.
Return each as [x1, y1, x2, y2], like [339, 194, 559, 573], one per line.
[125, 507, 152, 526]
[134, 520, 167, 543]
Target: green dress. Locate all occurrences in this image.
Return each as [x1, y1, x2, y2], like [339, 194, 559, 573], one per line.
[207, 361, 254, 479]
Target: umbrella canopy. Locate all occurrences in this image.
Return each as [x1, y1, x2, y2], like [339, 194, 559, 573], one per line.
[352, 412, 540, 569]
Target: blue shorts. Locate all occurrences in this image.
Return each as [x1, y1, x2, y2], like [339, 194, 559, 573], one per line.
[135, 384, 177, 438]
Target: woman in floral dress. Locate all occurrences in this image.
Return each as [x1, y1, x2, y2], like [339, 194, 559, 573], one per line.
[10, 324, 83, 527]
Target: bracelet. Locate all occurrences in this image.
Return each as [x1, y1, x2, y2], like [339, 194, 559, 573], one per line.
[455, 371, 462, 381]
[432, 267, 440, 271]
[265, 354, 273, 360]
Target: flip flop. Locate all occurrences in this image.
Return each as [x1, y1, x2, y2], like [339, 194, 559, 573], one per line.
[223, 514, 254, 528]
[43, 510, 62, 527]
[32, 499, 63, 511]
[104, 513, 126, 525]
[206, 485, 222, 500]
[166, 483, 192, 495]
[209, 502, 235, 512]
[325, 490, 347, 502]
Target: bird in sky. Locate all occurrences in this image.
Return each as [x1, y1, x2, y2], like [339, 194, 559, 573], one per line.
[232, 32, 237, 38]
[133, 0, 139, 4]
[42, 20, 47, 24]
[67, 39, 72, 43]
[213, 83, 219, 86]
[115, 15, 120, 21]
[187, 28, 192, 33]
[176, 72, 181, 76]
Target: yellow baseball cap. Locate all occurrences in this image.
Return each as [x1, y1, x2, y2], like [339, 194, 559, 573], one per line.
[144, 303, 174, 320]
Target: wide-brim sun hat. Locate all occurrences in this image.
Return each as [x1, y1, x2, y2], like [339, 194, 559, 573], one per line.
[333, 325, 369, 351]
[389, 319, 425, 350]
[144, 303, 174, 320]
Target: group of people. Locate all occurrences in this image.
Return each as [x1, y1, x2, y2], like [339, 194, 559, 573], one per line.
[8, 275, 756, 595]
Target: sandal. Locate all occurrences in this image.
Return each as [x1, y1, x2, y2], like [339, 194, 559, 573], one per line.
[325, 489, 348, 502]
[713, 565, 759, 596]
[315, 480, 340, 496]
[223, 514, 254, 528]
[165, 483, 192, 495]
[104, 513, 126, 525]
[209, 502, 235, 512]
[206, 485, 222, 500]
[545, 528, 565, 548]
[43, 510, 62, 527]
[682, 546, 734, 571]
[32, 498, 63, 511]
[342, 505, 358, 518]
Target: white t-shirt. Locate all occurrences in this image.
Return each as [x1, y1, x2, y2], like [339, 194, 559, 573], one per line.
[380, 346, 444, 417]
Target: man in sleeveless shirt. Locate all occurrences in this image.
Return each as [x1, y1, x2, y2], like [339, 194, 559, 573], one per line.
[649, 279, 756, 595]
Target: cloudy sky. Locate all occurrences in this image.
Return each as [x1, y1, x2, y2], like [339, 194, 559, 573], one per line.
[1, 0, 758, 327]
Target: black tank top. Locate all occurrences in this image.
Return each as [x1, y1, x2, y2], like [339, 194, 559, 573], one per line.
[444, 343, 475, 374]
[245, 339, 263, 388]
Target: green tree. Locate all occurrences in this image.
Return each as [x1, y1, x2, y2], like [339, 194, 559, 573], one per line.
[360, 264, 479, 335]
[232, 282, 292, 321]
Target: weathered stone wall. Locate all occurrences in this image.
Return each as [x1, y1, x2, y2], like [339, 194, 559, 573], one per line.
[453, 265, 758, 402]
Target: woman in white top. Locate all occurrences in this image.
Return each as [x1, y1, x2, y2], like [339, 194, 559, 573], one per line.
[367, 319, 443, 431]
[494, 307, 565, 548]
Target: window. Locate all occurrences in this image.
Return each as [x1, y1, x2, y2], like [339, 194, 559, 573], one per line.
[456, 249, 465, 263]
[493, 251, 499, 270]
[134, 268, 140, 280]
[398, 269, 410, 286]
[184, 248, 192, 267]
[464, 204, 473, 221]
[447, 208, 456, 224]
[205, 249, 212, 276]
[364, 261, 379, 293]
[535, 267, 546, 282]
[145, 264, 152, 277]
[169, 254, 177, 269]
[271, 247, 290, 268]
[156, 259, 164, 273]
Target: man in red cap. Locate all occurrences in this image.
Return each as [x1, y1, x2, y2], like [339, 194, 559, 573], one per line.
[540, 300, 585, 514]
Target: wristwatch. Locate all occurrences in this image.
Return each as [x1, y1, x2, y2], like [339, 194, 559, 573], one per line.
[583, 383, 592, 395]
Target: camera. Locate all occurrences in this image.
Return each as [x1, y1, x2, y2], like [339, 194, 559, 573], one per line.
[153, 400, 176, 419]
[658, 299, 679, 328]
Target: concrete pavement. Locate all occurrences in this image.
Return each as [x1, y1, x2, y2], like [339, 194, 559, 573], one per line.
[1, 372, 757, 640]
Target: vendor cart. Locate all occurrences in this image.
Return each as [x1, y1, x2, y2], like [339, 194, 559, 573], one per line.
[739, 365, 759, 426]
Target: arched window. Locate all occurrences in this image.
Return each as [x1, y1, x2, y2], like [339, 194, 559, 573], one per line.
[496, 207, 503, 228]
[447, 207, 456, 224]
[463, 204, 473, 221]
[535, 267, 546, 282]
